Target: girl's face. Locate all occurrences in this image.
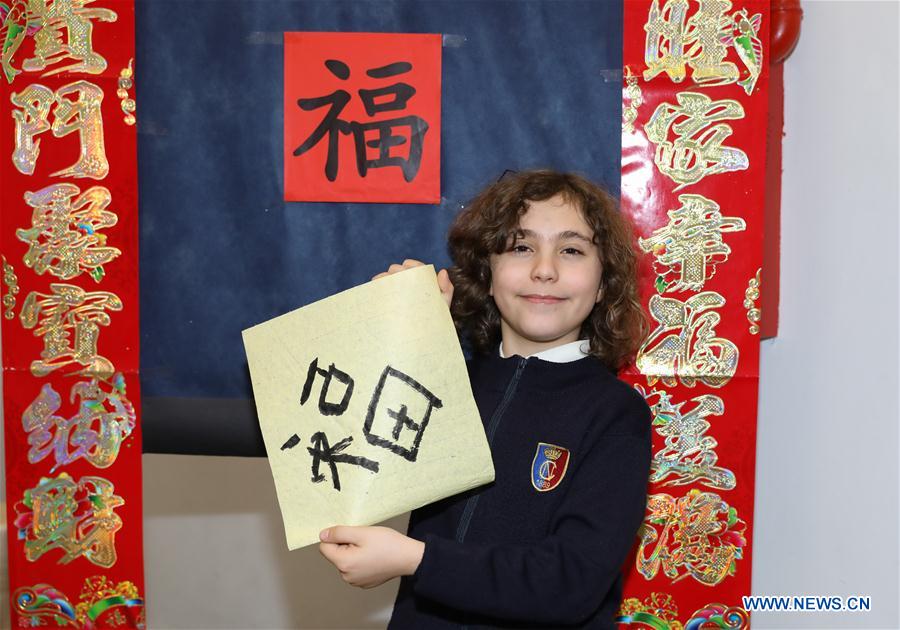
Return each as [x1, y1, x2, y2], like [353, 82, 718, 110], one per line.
[489, 194, 603, 358]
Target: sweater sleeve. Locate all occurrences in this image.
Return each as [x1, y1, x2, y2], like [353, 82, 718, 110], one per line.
[410, 401, 652, 625]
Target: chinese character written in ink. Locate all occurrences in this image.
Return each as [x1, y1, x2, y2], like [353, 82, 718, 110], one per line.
[363, 365, 443, 462]
[281, 432, 379, 492]
[292, 59, 429, 182]
[300, 357, 355, 416]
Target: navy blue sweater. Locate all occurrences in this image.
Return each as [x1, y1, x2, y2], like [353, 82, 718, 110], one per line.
[388, 351, 652, 629]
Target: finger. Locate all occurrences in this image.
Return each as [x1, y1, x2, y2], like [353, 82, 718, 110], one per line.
[436, 269, 454, 292]
[387, 264, 405, 274]
[372, 272, 388, 280]
[402, 259, 424, 268]
[322, 525, 364, 545]
[318, 541, 341, 564]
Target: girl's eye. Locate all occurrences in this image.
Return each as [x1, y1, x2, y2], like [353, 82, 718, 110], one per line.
[510, 244, 532, 253]
[561, 247, 584, 256]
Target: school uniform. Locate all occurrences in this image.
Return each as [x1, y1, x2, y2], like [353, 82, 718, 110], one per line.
[388, 341, 652, 629]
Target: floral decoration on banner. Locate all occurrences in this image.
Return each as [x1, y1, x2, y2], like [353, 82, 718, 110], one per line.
[616, 593, 750, 629]
[117, 59, 135, 125]
[14, 575, 145, 629]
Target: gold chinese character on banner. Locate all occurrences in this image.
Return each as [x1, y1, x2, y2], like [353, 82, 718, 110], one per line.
[17, 183, 120, 282]
[636, 489, 746, 585]
[20, 283, 122, 377]
[22, 0, 117, 76]
[14, 473, 123, 567]
[644, 91, 747, 190]
[11, 80, 109, 178]
[638, 386, 735, 491]
[637, 292, 738, 388]
[22, 373, 135, 472]
[644, 0, 738, 86]
[639, 193, 746, 293]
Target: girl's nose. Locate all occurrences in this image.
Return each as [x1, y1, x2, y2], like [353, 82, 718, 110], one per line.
[531, 251, 558, 282]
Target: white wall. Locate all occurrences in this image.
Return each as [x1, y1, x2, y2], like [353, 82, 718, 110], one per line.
[751, 1, 900, 628]
[2, 2, 899, 629]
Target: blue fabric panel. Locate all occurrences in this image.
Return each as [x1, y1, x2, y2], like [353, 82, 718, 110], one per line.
[136, 0, 623, 453]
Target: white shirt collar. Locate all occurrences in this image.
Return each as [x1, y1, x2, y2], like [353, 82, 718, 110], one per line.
[499, 339, 590, 363]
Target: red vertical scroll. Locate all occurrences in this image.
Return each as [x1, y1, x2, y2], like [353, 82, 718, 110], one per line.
[1, 1, 145, 627]
[617, 1, 769, 627]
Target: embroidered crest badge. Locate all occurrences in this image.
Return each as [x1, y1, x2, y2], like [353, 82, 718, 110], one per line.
[531, 442, 570, 492]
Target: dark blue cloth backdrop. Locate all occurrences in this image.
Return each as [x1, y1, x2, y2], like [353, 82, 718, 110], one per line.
[137, 0, 623, 455]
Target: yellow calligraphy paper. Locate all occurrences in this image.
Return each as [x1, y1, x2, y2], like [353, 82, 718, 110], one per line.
[243, 265, 494, 550]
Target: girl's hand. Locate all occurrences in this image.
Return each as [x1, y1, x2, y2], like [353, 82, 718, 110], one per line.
[372, 259, 454, 308]
[318, 525, 425, 589]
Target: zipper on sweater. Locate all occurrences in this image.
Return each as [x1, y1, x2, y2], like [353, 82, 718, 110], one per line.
[454, 356, 528, 544]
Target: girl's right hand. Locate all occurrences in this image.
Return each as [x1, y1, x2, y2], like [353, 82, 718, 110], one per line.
[372, 259, 454, 309]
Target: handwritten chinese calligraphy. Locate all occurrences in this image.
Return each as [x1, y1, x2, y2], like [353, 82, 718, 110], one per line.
[282, 358, 443, 491]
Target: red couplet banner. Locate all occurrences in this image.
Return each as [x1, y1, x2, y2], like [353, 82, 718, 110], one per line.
[284, 31, 442, 204]
[616, 1, 770, 627]
[0, 1, 145, 627]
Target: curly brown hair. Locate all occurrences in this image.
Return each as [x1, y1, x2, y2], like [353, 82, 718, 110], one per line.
[448, 169, 646, 370]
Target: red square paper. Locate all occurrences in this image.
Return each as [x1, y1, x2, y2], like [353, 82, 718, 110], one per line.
[284, 32, 441, 203]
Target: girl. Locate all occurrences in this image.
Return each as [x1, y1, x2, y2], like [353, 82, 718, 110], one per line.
[319, 170, 651, 629]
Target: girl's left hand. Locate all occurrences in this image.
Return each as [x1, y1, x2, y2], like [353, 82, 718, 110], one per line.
[319, 525, 425, 589]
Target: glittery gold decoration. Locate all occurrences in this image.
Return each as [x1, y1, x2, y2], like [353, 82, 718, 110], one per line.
[11, 80, 109, 179]
[16, 183, 120, 282]
[617, 592, 684, 630]
[19, 283, 122, 378]
[2, 255, 20, 319]
[22, 373, 135, 471]
[637, 292, 739, 388]
[15, 473, 123, 567]
[644, 0, 750, 88]
[75, 575, 143, 626]
[22, 0, 117, 77]
[14, 576, 144, 627]
[11, 83, 54, 175]
[117, 58, 135, 125]
[638, 385, 735, 490]
[639, 193, 746, 293]
[622, 66, 643, 134]
[744, 268, 761, 334]
[644, 91, 748, 191]
[636, 489, 746, 586]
